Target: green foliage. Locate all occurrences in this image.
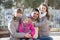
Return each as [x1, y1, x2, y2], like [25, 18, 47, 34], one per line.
[2, 0, 13, 9]
[1, 0, 60, 9]
[55, 0, 60, 9]
[48, 0, 55, 7]
[24, 0, 44, 8]
[48, 0, 60, 9]
[0, 0, 2, 4]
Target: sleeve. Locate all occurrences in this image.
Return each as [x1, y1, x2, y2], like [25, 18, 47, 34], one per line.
[8, 20, 25, 38]
[34, 18, 47, 27]
[30, 23, 35, 37]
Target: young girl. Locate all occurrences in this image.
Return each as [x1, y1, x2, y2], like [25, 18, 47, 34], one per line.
[36, 3, 53, 40]
[18, 17, 35, 40]
[38, 3, 50, 37]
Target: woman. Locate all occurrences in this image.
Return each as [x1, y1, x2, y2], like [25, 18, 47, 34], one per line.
[29, 9, 39, 39]
[36, 3, 52, 40]
[37, 3, 50, 37]
[8, 9, 31, 40]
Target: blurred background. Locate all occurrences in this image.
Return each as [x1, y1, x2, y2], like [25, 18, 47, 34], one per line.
[0, 0, 60, 40]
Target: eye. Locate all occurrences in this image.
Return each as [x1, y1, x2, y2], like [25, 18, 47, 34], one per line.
[37, 14, 38, 15]
[34, 13, 36, 14]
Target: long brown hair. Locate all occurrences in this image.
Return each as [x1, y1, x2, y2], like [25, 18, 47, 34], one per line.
[41, 4, 50, 20]
[13, 9, 23, 20]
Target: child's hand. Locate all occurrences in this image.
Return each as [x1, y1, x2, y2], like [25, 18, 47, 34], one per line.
[27, 34, 32, 38]
[24, 33, 32, 38]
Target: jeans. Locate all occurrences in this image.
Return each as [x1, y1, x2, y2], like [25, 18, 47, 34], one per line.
[20, 38, 29, 40]
[20, 38, 34, 40]
[37, 36, 53, 40]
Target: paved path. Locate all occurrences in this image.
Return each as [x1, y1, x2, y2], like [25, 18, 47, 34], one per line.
[0, 36, 60, 40]
[0, 32, 60, 40]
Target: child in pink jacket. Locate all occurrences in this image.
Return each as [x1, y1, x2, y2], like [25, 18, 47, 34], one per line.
[18, 18, 35, 40]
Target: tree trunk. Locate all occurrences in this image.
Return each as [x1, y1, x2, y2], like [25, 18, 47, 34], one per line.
[15, 0, 19, 8]
[44, 0, 48, 5]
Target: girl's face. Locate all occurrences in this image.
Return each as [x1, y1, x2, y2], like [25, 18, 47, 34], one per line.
[23, 18, 29, 23]
[33, 11, 39, 19]
[23, 18, 32, 24]
[40, 5, 47, 12]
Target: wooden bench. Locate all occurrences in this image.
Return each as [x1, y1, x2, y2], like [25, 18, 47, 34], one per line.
[0, 31, 10, 38]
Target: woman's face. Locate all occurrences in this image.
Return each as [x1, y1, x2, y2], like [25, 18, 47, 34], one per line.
[33, 11, 39, 19]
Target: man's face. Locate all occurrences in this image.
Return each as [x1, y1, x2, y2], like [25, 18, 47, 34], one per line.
[15, 13, 23, 18]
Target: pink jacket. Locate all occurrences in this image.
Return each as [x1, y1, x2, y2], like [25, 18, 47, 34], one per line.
[18, 21, 35, 38]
